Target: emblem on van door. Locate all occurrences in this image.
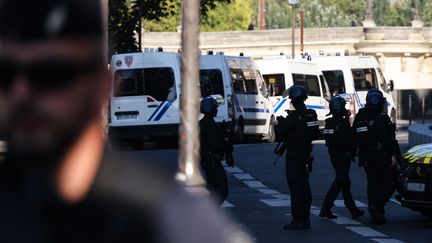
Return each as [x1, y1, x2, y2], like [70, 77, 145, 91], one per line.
[125, 56, 133, 67]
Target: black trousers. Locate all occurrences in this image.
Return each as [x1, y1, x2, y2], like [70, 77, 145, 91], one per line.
[201, 158, 229, 206]
[362, 150, 398, 213]
[322, 150, 358, 212]
[285, 149, 311, 224]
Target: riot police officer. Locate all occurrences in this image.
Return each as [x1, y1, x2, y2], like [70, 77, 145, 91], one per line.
[353, 89, 399, 225]
[320, 96, 364, 220]
[278, 85, 320, 230]
[200, 97, 234, 206]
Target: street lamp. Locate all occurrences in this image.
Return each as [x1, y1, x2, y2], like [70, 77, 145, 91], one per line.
[288, 0, 299, 59]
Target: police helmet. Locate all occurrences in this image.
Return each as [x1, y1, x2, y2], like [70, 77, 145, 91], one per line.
[329, 95, 346, 114]
[288, 85, 308, 100]
[365, 89, 384, 108]
[200, 96, 218, 114]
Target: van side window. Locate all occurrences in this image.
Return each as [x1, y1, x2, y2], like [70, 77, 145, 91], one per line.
[114, 68, 175, 101]
[243, 69, 258, 95]
[262, 74, 285, 96]
[292, 73, 321, 96]
[319, 75, 332, 101]
[255, 70, 268, 97]
[200, 69, 225, 98]
[231, 69, 246, 94]
[322, 70, 346, 96]
[376, 68, 388, 91]
[352, 68, 378, 91]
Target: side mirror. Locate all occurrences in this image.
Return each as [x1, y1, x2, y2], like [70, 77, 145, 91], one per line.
[388, 80, 394, 92]
[210, 94, 224, 105]
[282, 89, 290, 98]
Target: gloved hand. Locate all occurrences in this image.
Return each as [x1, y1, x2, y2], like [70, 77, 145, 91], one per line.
[225, 153, 235, 167]
[390, 155, 400, 170]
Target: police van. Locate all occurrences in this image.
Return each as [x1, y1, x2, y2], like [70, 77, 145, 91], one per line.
[200, 53, 276, 142]
[314, 55, 397, 123]
[255, 56, 331, 128]
[108, 51, 181, 147]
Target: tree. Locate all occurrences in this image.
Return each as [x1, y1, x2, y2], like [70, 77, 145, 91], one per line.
[383, 1, 411, 26]
[200, 0, 254, 31]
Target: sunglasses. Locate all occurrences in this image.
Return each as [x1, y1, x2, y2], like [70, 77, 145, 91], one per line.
[0, 57, 103, 91]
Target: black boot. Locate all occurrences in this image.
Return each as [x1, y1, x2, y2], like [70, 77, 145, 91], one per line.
[369, 205, 386, 225]
[319, 209, 337, 219]
[350, 209, 364, 220]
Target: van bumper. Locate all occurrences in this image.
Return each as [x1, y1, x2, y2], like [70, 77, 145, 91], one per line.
[109, 124, 179, 140]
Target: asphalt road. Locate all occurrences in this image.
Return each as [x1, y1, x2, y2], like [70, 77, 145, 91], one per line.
[114, 131, 432, 243]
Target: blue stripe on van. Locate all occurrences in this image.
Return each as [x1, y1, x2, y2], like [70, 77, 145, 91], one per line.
[274, 98, 288, 113]
[154, 101, 173, 121]
[148, 101, 165, 121]
[243, 108, 270, 113]
[306, 105, 326, 110]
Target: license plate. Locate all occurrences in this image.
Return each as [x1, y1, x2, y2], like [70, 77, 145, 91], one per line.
[406, 182, 426, 192]
[117, 114, 138, 120]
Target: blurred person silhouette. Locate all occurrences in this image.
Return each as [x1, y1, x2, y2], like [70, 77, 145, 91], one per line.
[0, 0, 251, 242]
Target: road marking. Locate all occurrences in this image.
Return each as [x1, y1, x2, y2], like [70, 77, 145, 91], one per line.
[346, 227, 387, 237]
[371, 238, 405, 243]
[243, 180, 267, 189]
[221, 201, 235, 208]
[232, 173, 254, 180]
[271, 194, 290, 200]
[334, 200, 367, 208]
[257, 188, 280, 195]
[330, 216, 363, 225]
[260, 199, 290, 207]
[224, 166, 244, 173]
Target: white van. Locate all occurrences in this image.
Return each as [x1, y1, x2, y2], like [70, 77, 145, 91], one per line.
[255, 56, 331, 128]
[200, 53, 276, 142]
[108, 51, 181, 146]
[314, 55, 396, 123]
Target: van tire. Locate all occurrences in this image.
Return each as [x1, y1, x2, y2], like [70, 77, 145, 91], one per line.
[233, 120, 245, 144]
[265, 117, 276, 143]
[128, 138, 143, 150]
[420, 210, 432, 220]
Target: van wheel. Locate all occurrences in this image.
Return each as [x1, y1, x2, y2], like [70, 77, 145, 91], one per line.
[265, 117, 276, 143]
[234, 121, 245, 144]
[420, 210, 432, 220]
[391, 108, 397, 127]
[128, 138, 143, 150]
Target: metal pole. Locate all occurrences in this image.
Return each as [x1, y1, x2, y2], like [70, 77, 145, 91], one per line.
[300, 9, 304, 57]
[422, 96, 425, 124]
[291, 5, 296, 59]
[177, 0, 205, 188]
[409, 94, 412, 125]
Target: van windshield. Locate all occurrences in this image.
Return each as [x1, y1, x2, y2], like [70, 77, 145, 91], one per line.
[114, 68, 176, 101]
[263, 74, 286, 96]
[200, 69, 225, 97]
[322, 70, 346, 96]
[352, 68, 378, 91]
[292, 73, 321, 96]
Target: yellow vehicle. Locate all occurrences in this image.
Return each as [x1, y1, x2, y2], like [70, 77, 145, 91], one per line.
[396, 143, 432, 219]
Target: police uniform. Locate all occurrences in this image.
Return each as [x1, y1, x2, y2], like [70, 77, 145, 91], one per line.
[320, 96, 363, 219]
[353, 90, 399, 224]
[278, 85, 319, 230]
[200, 97, 234, 206]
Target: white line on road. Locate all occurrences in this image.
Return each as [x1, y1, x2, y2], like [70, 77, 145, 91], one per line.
[371, 238, 405, 243]
[390, 199, 401, 205]
[271, 194, 290, 200]
[221, 201, 235, 208]
[243, 180, 267, 189]
[330, 216, 363, 225]
[260, 199, 291, 207]
[224, 166, 244, 173]
[334, 200, 367, 208]
[232, 173, 254, 180]
[256, 189, 280, 195]
[346, 226, 388, 237]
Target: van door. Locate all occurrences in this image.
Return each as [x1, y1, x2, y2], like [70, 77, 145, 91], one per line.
[262, 73, 287, 117]
[200, 68, 228, 121]
[112, 67, 177, 125]
[292, 73, 328, 122]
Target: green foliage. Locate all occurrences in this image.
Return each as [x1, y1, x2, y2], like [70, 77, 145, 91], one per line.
[201, 0, 254, 31]
[383, 1, 411, 26]
[299, 0, 354, 27]
[420, 1, 432, 27]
